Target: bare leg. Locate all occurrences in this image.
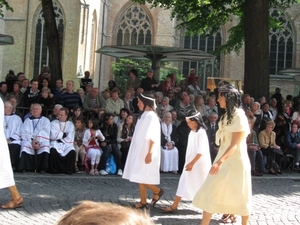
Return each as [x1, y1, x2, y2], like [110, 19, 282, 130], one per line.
[8, 186, 22, 200]
[201, 211, 212, 225]
[242, 215, 249, 225]
[144, 184, 160, 197]
[138, 183, 147, 204]
[171, 196, 181, 209]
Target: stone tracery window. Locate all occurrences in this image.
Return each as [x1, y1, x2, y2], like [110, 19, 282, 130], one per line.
[269, 8, 294, 75]
[183, 32, 222, 90]
[33, 1, 64, 76]
[116, 4, 152, 45]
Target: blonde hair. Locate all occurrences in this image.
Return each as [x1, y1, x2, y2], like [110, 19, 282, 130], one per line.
[41, 87, 51, 94]
[56, 201, 155, 225]
[266, 120, 276, 128]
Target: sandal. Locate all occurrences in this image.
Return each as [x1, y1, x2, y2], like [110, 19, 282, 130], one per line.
[221, 214, 231, 223]
[1, 197, 23, 209]
[131, 202, 148, 209]
[161, 206, 177, 213]
[230, 215, 237, 223]
[150, 188, 164, 207]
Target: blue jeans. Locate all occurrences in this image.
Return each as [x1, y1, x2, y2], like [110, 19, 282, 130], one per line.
[248, 148, 265, 172]
[99, 143, 122, 171]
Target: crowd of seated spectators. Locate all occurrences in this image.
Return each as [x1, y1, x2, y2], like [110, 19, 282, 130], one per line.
[2, 68, 300, 176]
[243, 87, 300, 175]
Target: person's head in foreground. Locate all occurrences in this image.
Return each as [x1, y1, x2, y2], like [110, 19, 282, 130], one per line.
[56, 201, 155, 225]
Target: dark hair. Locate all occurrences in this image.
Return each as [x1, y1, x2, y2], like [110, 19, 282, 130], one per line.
[119, 108, 130, 117]
[185, 109, 207, 131]
[102, 113, 114, 125]
[56, 78, 63, 83]
[13, 81, 22, 89]
[73, 106, 83, 113]
[166, 74, 173, 79]
[59, 107, 69, 117]
[218, 81, 241, 124]
[0, 81, 7, 87]
[30, 78, 39, 84]
[88, 118, 99, 130]
[137, 92, 157, 116]
[75, 116, 86, 125]
[121, 114, 136, 139]
[42, 78, 49, 85]
[129, 69, 138, 77]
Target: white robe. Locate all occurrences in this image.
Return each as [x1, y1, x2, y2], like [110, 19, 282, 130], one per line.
[4, 114, 22, 145]
[123, 111, 161, 184]
[176, 128, 211, 200]
[50, 120, 75, 157]
[20, 116, 50, 155]
[0, 99, 15, 189]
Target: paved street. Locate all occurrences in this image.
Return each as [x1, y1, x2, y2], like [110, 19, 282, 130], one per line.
[0, 172, 299, 225]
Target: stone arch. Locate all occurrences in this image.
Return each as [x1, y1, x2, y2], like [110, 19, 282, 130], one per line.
[113, 2, 155, 45]
[32, 0, 65, 76]
[269, 7, 295, 74]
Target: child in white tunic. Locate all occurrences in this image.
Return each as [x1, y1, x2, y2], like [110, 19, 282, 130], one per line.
[0, 99, 23, 209]
[162, 110, 211, 212]
[123, 93, 164, 209]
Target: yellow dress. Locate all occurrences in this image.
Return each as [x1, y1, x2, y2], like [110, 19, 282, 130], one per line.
[192, 108, 252, 216]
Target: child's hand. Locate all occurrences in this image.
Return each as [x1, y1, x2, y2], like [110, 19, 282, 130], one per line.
[185, 162, 194, 171]
[145, 152, 152, 164]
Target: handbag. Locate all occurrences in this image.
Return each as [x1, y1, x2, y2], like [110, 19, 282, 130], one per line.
[105, 154, 117, 175]
[269, 147, 283, 156]
[121, 140, 130, 148]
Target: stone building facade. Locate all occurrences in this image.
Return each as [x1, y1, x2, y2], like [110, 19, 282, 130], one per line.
[1, 0, 300, 96]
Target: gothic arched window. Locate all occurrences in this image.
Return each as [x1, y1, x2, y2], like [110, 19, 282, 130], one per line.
[116, 4, 152, 46]
[183, 32, 222, 90]
[33, 1, 64, 76]
[269, 8, 294, 75]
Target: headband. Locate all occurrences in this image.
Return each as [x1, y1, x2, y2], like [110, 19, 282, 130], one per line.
[140, 93, 157, 109]
[185, 112, 201, 119]
[218, 86, 239, 93]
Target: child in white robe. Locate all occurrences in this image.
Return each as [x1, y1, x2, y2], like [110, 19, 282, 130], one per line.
[162, 110, 211, 212]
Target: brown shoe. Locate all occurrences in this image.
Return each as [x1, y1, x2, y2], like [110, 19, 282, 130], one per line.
[1, 197, 23, 209]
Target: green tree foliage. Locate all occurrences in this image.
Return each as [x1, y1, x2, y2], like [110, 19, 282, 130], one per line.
[112, 58, 184, 93]
[0, 0, 13, 17]
[133, 0, 296, 100]
[134, 0, 296, 54]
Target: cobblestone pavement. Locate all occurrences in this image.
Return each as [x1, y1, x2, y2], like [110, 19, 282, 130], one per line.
[0, 172, 299, 225]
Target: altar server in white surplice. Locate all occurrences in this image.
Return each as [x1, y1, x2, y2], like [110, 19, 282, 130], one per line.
[3, 101, 22, 171]
[48, 107, 75, 174]
[19, 104, 50, 173]
[160, 112, 178, 173]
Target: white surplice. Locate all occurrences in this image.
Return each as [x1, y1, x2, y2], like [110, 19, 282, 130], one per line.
[50, 120, 75, 157]
[4, 114, 22, 145]
[20, 116, 51, 155]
